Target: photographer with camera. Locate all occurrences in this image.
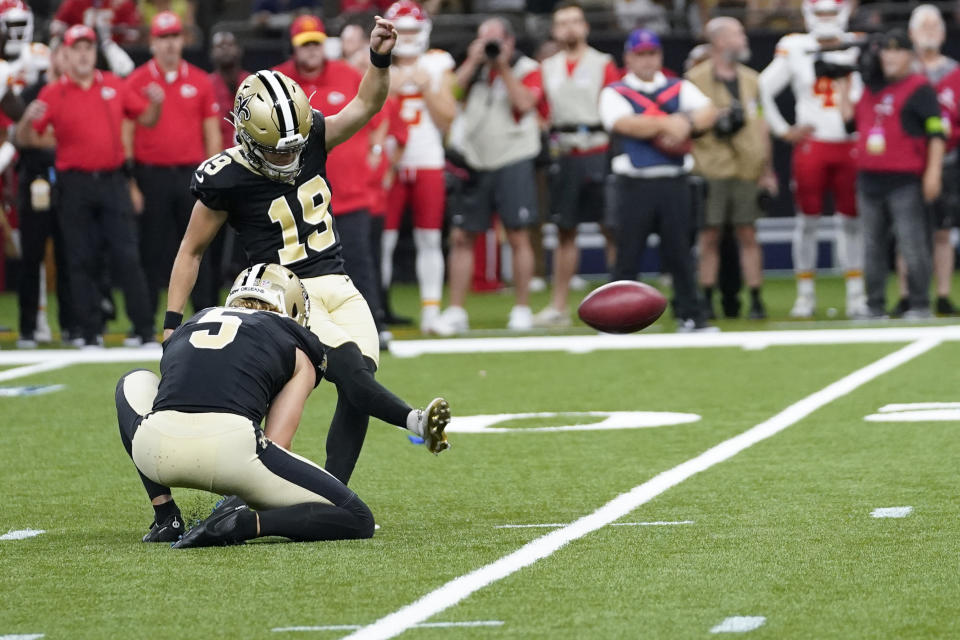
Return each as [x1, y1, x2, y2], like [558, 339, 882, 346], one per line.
[686, 18, 776, 321]
[838, 29, 946, 319]
[435, 17, 546, 335]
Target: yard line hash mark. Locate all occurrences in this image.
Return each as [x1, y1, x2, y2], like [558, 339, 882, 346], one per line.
[272, 621, 503, 632]
[341, 338, 941, 640]
[710, 616, 767, 633]
[495, 521, 694, 529]
[0, 635, 45, 640]
[871, 507, 913, 518]
[0, 529, 46, 540]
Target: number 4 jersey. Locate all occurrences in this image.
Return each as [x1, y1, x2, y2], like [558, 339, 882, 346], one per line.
[759, 32, 863, 142]
[190, 110, 345, 278]
[153, 307, 327, 424]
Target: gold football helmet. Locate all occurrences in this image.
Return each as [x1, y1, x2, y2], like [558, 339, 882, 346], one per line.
[225, 263, 311, 327]
[232, 70, 313, 183]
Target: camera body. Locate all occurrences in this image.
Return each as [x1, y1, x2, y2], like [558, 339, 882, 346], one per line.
[484, 40, 502, 60]
[813, 58, 857, 80]
[714, 102, 746, 137]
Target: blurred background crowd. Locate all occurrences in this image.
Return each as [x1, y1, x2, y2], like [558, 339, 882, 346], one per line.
[1, 0, 959, 347]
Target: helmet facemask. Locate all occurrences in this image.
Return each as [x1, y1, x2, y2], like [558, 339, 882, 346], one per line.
[237, 127, 308, 183]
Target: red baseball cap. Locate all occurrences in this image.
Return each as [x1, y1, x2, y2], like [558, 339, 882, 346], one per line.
[151, 11, 182, 37]
[290, 15, 326, 46]
[63, 24, 96, 47]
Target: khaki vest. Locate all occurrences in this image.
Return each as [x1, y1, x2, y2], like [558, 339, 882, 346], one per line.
[542, 47, 611, 152]
[459, 56, 542, 171]
[685, 60, 768, 181]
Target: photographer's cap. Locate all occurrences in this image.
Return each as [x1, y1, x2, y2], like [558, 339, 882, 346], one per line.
[880, 28, 911, 51]
[626, 29, 661, 53]
[291, 15, 327, 46]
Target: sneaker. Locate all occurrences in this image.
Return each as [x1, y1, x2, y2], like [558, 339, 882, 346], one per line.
[789, 294, 816, 319]
[430, 306, 469, 337]
[142, 512, 184, 543]
[935, 297, 958, 316]
[417, 397, 451, 455]
[506, 305, 533, 331]
[35, 314, 52, 343]
[532, 306, 571, 328]
[171, 496, 249, 549]
[889, 297, 910, 318]
[747, 299, 767, 320]
[845, 294, 869, 320]
[903, 308, 934, 320]
[569, 275, 588, 291]
[420, 305, 441, 335]
[16, 337, 38, 349]
[676, 318, 720, 333]
[82, 336, 104, 350]
[378, 330, 393, 351]
[529, 277, 547, 293]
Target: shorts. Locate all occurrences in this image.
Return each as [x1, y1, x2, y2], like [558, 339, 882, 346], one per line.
[929, 158, 959, 230]
[791, 139, 857, 216]
[302, 273, 380, 367]
[548, 152, 608, 231]
[703, 178, 762, 227]
[385, 167, 445, 231]
[449, 158, 538, 232]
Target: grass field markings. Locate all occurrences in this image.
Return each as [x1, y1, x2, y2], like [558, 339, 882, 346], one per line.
[0, 360, 74, 383]
[0, 347, 161, 367]
[341, 338, 942, 640]
[0, 529, 45, 540]
[494, 521, 694, 529]
[709, 616, 766, 633]
[0, 634, 45, 640]
[0, 384, 65, 397]
[871, 507, 913, 518]
[447, 411, 701, 433]
[272, 621, 504, 633]
[864, 402, 960, 422]
[387, 326, 960, 357]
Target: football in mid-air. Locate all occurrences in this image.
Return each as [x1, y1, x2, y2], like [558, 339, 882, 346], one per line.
[577, 281, 668, 333]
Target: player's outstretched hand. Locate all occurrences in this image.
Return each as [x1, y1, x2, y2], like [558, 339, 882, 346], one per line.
[371, 16, 398, 55]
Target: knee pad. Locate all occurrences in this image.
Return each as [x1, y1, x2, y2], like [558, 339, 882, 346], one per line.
[116, 369, 159, 416]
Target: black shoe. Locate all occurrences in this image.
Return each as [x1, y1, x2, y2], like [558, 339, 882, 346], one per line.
[383, 310, 413, 326]
[889, 297, 909, 318]
[748, 299, 767, 320]
[721, 296, 741, 319]
[936, 297, 958, 316]
[171, 496, 249, 549]
[142, 512, 185, 543]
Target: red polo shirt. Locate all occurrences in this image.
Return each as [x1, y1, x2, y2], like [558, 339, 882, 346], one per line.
[274, 58, 383, 215]
[210, 69, 251, 150]
[127, 60, 219, 166]
[34, 71, 148, 172]
[54, 0, 141, 43]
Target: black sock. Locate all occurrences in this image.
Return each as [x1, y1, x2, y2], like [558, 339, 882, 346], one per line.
[235, 508, 259, 541]
[703, 286, 714, 301]
[325, 393, 369, 485]
[750, 288, 762, 303]
[257, 500, 374, 541]
[153, 499, 180, 523]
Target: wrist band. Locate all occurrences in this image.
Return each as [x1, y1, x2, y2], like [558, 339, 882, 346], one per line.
[370, 48, 391, 69]
[122, 158, 135, 178]
[163, 311, 183, 331]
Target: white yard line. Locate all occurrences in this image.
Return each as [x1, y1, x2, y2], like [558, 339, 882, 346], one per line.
[388, 326, 960, 357]
[0, 360, 74, 383]
[495, 521, 693, 529]
[342, 338, 941, 640]
[710, 616, 767, 633]
[272, 621, 503, 632]
[0, 529, 45, 541]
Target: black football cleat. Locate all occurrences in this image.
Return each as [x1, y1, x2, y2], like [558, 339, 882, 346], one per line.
[171, 496, 250, 549]
[142, 512, 184, 543]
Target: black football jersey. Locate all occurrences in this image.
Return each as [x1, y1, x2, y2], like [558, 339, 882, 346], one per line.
[190, 111, 345, 278]
[153, 308, 327, 424]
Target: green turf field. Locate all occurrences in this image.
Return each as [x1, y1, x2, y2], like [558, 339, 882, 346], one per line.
[2, 324, 959, 638]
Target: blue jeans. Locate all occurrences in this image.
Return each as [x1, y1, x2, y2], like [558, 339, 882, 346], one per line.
[857, 174, 932, 313]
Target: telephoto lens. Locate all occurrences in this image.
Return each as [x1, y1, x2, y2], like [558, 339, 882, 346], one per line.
[484, 40, 502, 60]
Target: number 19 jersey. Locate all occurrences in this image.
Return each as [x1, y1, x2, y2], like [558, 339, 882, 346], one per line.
[190, 110, 345, 278]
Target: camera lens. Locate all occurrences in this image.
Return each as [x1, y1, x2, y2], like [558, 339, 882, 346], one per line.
[484, 40, 501, 59]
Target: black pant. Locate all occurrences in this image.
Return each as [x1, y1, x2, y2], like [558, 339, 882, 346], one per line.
[336, 209, 384, 326]
[135, 165, 217, 314]
[17, 172, 77, 339]
[58, 170, 153, 342]
[612, 174, 702, 322]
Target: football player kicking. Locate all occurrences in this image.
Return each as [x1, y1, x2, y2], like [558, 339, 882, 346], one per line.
[759, 0, 868, 319]
[163, 17, 400, 487]
[116, 264, 450, 546]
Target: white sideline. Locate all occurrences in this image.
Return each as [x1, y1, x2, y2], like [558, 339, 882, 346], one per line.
[341, 338, 941, 640]
[0, 361, 73, 383]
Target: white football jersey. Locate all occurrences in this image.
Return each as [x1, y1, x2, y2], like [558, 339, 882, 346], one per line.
[759, 32, 862, 142]
[392, 49, 454, 169]
[8, 43, 50, 93]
